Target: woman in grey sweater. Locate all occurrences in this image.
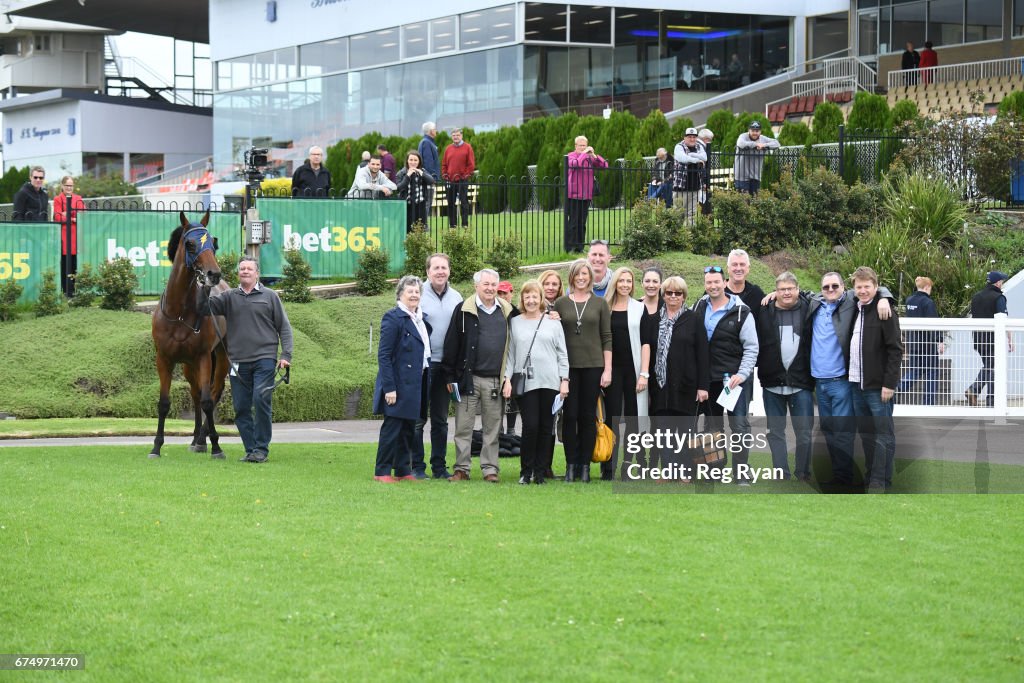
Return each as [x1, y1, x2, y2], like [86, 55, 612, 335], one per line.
[502, 280, 569, 484]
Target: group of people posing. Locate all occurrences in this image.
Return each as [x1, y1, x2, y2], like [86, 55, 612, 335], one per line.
[372, 242, 907, 492]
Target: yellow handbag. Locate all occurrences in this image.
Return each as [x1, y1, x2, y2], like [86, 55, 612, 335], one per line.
[592, 392, 616, 463]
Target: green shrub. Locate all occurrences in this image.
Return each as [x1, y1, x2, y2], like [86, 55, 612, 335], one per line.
[535, 144, 563, 210]
[668, 115, 695, 146]
[280, 247, 314, 303]
[808, 101, 844, 145]
[620, 199, 669, 260]
[777, 121, 810, 147]
[216, 251, 240, 288]
[846, 91, 890, 133]
[887, 99, 921, 130]
[442, 228, 482, 284]
[689, 213, 722, 256]
[504, 140, 532, 212]
[0, 166, 30, 204]
[0, 278, 23, 321]
[996, 91, 1024, 119]
[704, 110, 736, 144]
[354, 246, 391, 296]
[723, 112, 774, 154]
[594, 111, 637, 209]
[663, 205, 692, 253]
[882, 172, 967, 245]
[488, 234, 522, 280]
[34, 269, 64, 316]
[797, 167, 857, 245]
[99, 257, 138, 311]
[69, 264, 99, 308]
[403, 224, 433, 276]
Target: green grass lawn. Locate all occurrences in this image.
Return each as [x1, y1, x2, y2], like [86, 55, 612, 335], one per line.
[2, 443, 1022, 681]
[0, 418, 237, 439]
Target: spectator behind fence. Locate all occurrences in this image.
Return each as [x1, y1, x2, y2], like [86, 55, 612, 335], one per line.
[373, 275, 431, 482]
[647, 147, 674, 207]
[734, 122, 779, 197]
[291, 146, 332, 198]
[347, 155, 397, 199]
[564, 136, 608, 253]
[13, 166, 48, 221]
[418, 122, 441, 180]
[919, 41, 938, 84]
[843, 267, 903, 492]
[358, 151, 371, 169]
[395, 150, 435, 231]
[966, 271, 1014, 407]
[502, 280, 569, 485]
[697, 129, 715, 215]
[442, 128, 476, 228]
[672, 128, 706, 218]
[901, 42, 920, 85]
[52, 175, 85, 296]
[377, 143, 396, 183]
[900, 276, 944, 405]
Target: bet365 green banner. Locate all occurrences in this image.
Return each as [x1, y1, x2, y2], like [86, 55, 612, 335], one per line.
[0, 222, 61, 303]
[77, 211, 243, 295]
[255, 198, 406, 278]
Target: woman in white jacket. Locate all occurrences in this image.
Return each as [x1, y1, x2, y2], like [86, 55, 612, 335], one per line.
[604, 267, 653, 479]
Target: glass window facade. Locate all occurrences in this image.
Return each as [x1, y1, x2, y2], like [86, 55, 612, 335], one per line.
[858, 0, 1010, 56]
[525, 3, 567, 42]
[570, 6, 612, 44]
[965, 0, 1002, 42]
[299, 38, 348, 77]
[431, 17, 457, 53]
[462, 5, 517, 48]
[1016, 0, 1024, 37]
[928, 0, 963, 46]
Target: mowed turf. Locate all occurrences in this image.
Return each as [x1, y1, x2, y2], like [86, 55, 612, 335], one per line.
[1, 444, 1022, 682]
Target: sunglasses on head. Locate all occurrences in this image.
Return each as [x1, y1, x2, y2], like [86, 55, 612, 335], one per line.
[822, 283, 842, 291]
[589, 239, 608, 247]
[704, 266, 723, 274]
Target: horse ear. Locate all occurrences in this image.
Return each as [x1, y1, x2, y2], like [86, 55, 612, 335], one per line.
[201, 210, 210, 227]
[179, 211, 189, 228]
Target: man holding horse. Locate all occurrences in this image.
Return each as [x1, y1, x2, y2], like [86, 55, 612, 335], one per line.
[208, 256, 294, 463]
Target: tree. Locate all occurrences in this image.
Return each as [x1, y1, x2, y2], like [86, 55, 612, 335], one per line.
[777, 121, 811, 147]
[668, 115, 695, 146]
[846, 91, 890, 133]
[0, 166, 30, 203]
[635, 110, 673, 156]
[535, 144, 563, 210]
[886, 99, 921, 130]
[593, 111, 637, 209]
[722, 112, 775, 153]
[71, 174, 140, 199]
[704, 110, 737, 144]
[808, 101, 844, 145]
[504, 139, 532, 212]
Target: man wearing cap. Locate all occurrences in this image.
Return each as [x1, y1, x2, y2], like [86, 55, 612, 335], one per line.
[966, 271, 1014, 407]
[497, 281, 517, 311]
[672, 127, 707, 218]
[734, 121, 779, 196]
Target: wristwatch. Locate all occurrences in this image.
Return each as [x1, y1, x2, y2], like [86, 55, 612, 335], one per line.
[560, 377, 569, 382]
[639, 372, 650, 378]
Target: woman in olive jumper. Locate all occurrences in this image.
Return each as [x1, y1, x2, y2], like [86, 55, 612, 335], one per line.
[553, 260, 612, 482]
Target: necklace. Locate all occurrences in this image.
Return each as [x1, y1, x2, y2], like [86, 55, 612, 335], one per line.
[572, 295, 589, 335]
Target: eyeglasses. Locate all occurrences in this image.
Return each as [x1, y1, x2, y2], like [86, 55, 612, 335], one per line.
[704, 266, 723, 274]
[663, 291, 684, 297]
[776, 286, 797, 293]
[32, 176, 44, 180]
[822, 284, 842, 291]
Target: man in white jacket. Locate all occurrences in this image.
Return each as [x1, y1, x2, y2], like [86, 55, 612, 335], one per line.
[347, 155, 397, 199]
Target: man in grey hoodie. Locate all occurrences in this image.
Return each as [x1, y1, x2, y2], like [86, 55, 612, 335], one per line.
[734, 121, 779, 196]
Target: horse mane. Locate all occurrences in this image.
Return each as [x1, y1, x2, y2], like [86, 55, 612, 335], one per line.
[167, 226, 185, 263]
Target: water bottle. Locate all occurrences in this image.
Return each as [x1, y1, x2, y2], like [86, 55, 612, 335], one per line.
[723, 372, 731, 392]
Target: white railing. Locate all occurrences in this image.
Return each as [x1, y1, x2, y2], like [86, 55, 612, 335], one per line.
[888, 55, 1024, 90]
[764, 57, 876, 113]
[135, 157, 214, 187]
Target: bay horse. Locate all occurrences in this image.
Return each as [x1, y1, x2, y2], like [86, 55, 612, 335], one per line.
[149, 211, 230, 459]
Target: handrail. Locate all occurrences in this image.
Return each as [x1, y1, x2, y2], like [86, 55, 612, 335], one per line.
[135, 157, 213, 187]
[888, 55, 1024, 90]
[763, 56, 877, 113]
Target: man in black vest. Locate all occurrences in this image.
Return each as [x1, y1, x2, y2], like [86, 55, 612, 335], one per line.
[966, 271, 1014, 407]
[900, 276, 944, 405]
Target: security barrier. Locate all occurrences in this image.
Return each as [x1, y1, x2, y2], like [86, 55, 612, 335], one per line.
[0, 222, 60, 303]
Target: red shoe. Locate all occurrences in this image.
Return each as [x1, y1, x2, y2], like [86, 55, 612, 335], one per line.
[374, 475, 398, 483]
[396, 474, 418, 481]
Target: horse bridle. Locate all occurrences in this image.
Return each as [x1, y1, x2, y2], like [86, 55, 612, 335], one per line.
[159, 226, 218, 334]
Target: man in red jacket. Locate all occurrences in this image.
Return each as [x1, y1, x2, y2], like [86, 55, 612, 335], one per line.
[441, 128, 475, 228]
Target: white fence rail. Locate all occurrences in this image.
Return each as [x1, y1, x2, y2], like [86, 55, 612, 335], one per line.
[888, 55, 1024, 90]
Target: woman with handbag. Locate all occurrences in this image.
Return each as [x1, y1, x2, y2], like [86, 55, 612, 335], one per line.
[502, 280, 569, 485]
[554, 260, 612, 483]
[647, 276, 710, 479]
[372, 275, 432, 482]
[604, 267, 654, 480]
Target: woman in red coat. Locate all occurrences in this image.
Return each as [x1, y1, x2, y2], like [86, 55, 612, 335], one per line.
[52, 176, 85, 296]
[919, 41, 938, 84]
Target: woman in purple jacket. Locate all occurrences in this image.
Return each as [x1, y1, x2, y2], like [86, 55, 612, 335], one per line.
[564, 136, 608, 254]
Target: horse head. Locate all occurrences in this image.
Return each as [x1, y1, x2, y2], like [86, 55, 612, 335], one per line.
[175, 211, 221, 287]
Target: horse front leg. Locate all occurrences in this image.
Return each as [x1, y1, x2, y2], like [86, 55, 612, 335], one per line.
[183, 364, 207, 453]
[150, 355, 174, 458]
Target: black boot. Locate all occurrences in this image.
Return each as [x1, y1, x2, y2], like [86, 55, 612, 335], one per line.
[580, 465, 591, 483]
[564, 465, 577, 482]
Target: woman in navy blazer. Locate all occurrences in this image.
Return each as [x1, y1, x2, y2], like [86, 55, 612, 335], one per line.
[373, 275, 433, 482]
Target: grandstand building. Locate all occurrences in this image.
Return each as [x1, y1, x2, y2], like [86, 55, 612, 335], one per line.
[4, 1, 1023, 179]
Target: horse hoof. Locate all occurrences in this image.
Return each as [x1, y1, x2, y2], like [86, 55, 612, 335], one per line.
[211, 451, 225, 460]
[189, 444, 208, 453]
[148, 452, 161, 459]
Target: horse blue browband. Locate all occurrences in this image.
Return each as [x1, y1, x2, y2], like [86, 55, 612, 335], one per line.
[183, 225, 215, 270]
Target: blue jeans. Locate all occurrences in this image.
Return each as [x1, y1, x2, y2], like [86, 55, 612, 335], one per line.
[815, 376, 856, 484]
[646, 182, 673, 207]
[230, 357, 277, 457]
[735, 179, 761, 196]
[413, 361, 451, 475]
[850, 384, 895, 489]
[762, 388, 815, 479]
[702, 379, 752, 477]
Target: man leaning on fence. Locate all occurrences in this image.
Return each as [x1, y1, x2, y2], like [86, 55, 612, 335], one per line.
[672, 128, 706, 218]
[347, 155, 397, 199]
[13, 166, 48, 221]
[734, 122, 779, 196]
[966, 271, 1014, 407]
[291, 146, 332, 198]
